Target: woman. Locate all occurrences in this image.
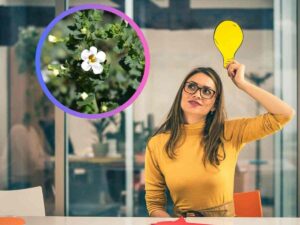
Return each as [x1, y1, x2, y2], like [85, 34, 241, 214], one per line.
[144, 60, 294, 217]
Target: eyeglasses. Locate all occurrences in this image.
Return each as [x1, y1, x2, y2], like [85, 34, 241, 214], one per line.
[183, 82, 216, 99]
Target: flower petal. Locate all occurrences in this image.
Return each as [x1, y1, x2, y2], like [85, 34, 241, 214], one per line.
[81, 49, 90, 60]
[48, 35, 57, 43]
[81, 61, 91, 71]
[96, 51, 106, 63]
[81, 92, 88, 100]
[90, 46, 97, 55]
[91, 63, 103, 74]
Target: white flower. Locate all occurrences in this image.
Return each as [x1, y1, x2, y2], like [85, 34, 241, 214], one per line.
[81, 27, 87, 34]
[81, 92, 88, 100]
[81, 46, 106, 74]
[53, 69, 59, 76]
[101, 105, 108, 112]
[41, 69, 50, 83]
[48, 35, 58, 43]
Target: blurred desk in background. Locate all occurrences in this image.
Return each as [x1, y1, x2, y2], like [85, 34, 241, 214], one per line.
[49, 155, 146, 216]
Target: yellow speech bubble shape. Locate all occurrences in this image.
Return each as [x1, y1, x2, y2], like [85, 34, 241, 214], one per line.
[214, 20, 243, 68]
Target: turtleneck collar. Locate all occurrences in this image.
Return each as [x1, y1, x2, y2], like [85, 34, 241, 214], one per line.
[181, 119, 205, 135]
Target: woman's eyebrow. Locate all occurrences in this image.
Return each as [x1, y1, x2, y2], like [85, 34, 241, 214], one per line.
[188, 81, 215, 90]
[202, 85, 215, 90]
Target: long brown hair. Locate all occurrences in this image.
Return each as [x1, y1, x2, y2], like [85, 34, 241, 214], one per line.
[152, 67, 227, 167]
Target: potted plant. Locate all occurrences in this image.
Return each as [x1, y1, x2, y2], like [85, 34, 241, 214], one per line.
[45, 9, 145, 114]
[92, 116, 117, 157]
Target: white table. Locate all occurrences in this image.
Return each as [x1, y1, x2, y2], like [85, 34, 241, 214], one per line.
[21, 217, 300, 225]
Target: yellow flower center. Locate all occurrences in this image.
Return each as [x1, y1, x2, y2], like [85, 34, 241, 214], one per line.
[88, 54, 97, 63]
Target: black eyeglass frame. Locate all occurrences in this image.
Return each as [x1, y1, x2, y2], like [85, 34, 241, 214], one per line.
[183, 81, 216, 99]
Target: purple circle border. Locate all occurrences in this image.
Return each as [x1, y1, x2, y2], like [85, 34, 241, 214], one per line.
[35, 4, 150, 119]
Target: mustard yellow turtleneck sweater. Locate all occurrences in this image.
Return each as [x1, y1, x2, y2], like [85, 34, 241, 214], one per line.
[145, 113, 293, 216]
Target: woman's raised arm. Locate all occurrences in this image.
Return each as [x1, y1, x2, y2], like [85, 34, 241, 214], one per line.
[226, 60, 295, 117]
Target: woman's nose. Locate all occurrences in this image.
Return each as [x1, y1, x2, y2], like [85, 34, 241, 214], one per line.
[192, 89, 202, 99]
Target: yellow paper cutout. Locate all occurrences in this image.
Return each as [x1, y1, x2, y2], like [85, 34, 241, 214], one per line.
[214, 20, 243, 68]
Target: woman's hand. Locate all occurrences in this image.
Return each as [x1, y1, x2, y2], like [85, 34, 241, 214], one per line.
[226, 60, 247, 89]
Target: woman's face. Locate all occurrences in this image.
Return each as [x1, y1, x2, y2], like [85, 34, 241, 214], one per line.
[180, 73, 217, 120]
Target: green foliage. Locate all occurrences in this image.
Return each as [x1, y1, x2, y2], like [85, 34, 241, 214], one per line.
[15, 26, 40, 74]
[46, 9, 145, 114]
[92, 115, 118, 142]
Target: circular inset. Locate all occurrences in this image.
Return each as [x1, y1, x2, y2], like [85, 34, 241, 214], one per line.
[35, 4, 150, 119]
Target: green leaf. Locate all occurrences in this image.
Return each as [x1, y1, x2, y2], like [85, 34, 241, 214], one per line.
[67, 25, 77, 31]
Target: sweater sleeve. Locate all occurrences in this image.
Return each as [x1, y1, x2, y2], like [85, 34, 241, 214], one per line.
[144, 137, 167, 216]
[224, 112, 293, 149]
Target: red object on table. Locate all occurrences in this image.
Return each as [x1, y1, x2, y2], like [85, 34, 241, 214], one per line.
[151, 216, 211, 225]
[0, 217, 25, 225]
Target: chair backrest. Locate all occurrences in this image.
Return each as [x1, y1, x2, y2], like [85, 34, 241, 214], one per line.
[0, 186, 45, 216]
[234, 190, 263, 217]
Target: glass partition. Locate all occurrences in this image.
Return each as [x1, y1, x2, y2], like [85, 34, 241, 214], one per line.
[66, 0, 128, 216]
[0, 1, 56, 215]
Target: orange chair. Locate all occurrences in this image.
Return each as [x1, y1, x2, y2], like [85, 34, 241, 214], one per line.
[234, 190, 263, 217]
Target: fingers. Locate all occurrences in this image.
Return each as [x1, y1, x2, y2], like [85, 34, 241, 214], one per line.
[226, 60, 239, 68]
[227, 60, 245, 78]
[227, 63, 239, 78]
[226, 60, 240, 69]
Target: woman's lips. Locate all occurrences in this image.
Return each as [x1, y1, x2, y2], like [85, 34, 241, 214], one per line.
[188, 100, 202, 107]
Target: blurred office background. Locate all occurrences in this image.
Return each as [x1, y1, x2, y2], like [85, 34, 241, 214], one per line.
[0, 0, 298, 217]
